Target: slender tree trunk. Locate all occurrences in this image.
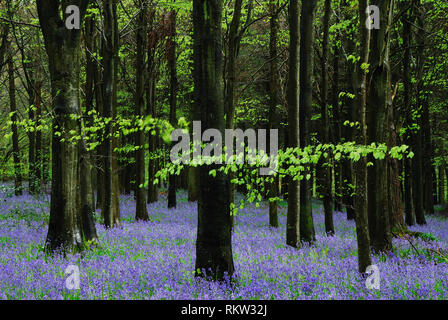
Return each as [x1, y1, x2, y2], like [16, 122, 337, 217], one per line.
[342, 22, 356, 221]
[422, 95, 434, 214]
[193, 0, 235, 280]
[168, 9, 178, 209]
[299, 0, 317, 242]
[26, 69, 37, 195]
[388, 84, 405, 230]
[353, 0, 372, 273]
[102, 0, 121, 227]
[146, 52, 159, 203]
[412, 0, 426, 225]
[146, 9, 159, 204]
[135, 0, 149, 220]
[85, 15, 96, 211]
[286, 0, 301, 248]
[224, 0, 244, 230]
[93, 28, 104, 209]
[319, 0, 334, 236]
[402, 1, 415, 226]
[331, 14, 342, 213]
[268, 0, 279, 228]
[0, 23, 9, 73]
[8, 49, 22, 196]
[35, 76, 42, 191]
[79, 140, 98, 243]
[438, 166, 445, 204]
[366, 0, 393, 252]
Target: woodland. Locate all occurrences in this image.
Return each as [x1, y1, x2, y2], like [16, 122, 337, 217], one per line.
[0, 0, 447, 300]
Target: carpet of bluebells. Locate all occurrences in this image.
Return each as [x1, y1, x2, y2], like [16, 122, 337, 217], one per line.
[0, 183, 448, 300]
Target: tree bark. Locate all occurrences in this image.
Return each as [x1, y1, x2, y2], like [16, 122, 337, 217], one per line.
[319, 0, 334, 236]
[438, 166, 445, 204]
[224, 0, 244, 230]
[193, 0, 235, 280]
[331, 7, 342, 213]
[37, 0, 98, 252]
[353, 0, 372, 273]
[8, 46, 23, 196]
[366, 0, 393, 252]
[135, 0, 149, 220]
[412, 0, 426, 225]
[401, 0, 415, 226]
[299, 0, 317, 242]
[146, 8, 159, 204]
[102, 0, 121, 227]
[286, 0, 301, 248]
[168, 9, 178, 209]
[268, 0, 279, 228]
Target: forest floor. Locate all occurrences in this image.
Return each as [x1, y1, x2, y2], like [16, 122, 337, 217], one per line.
[0, 183, 448, 300]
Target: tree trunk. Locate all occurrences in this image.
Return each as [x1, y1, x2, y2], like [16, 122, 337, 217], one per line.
[135, 0, 149, 220]
[193, 0, 235, 280]
[35, 76, 42, 191]
[168, 9, 177, 209]
[401, 0, 415, 226]
[286, 0, 301, 248]
[319, 0, 334, 236]
[331, 10, 342, 213]
[93, 25, 105, 210]
[102, 0, 122, 227]
[268, 0, 279, 228]
[224, 0, 244, 230]
[341, 19, 355, 221]
[8, 47, 22, 196]
[37, 0, 97, 252]
[421, 95, 434, 214]
[412, 0, 426, 225]
[146, 10, 159, 204]
[188, 166, 199, 202]
[353, 0, 372, 273]
[438, 166, 445, 204]
[299, 0, 317, 242]
[85, 15, 96, 211]
[366, 0, 393, 252]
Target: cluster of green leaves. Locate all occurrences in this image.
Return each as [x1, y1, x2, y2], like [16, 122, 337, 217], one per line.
[153, 139, 413, 215]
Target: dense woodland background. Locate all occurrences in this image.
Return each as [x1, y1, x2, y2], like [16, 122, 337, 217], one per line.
[0, 0, 447, 287]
